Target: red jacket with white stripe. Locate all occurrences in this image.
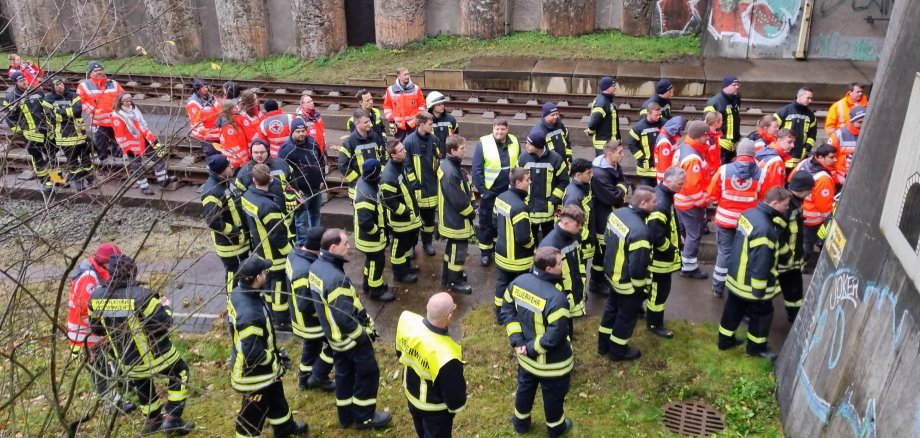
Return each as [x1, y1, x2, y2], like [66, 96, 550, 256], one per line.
[112, 109, 157, 156]
[674, 137, 712, 211]
[77, 76, 124, 128]
[67, 258, 109, 348]
[383, 81, 425, 130]
[793, 158, 836, 226]
[707, 157, 765, 229]
[259, 109, 293, 157]
[185, 93, 222, 142]
[654, 131, 679, 182]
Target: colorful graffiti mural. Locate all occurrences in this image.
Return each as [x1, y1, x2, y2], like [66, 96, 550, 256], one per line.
[818, 0, 894, 18]
[656, 0, 704, 35]
[813, 32, 883, 61]
[708, 0, 802, 46]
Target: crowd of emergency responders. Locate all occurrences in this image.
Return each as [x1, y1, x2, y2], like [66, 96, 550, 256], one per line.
[4, 53, 868, 437]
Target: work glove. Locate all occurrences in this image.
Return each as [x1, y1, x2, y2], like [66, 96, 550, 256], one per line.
[277, 349, 292, 372]
[152, 142, 168, 159]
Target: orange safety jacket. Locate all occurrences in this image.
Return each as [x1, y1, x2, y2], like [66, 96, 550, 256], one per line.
[186, 93, 222, 142]
[112, 110, 157, 156]
[654, 130, 679, 182]
[793, 158, 836, 226]
[220, 116, 251, 168]
[239, 109, 264, 143]
[828, 124, 859, 178]
[825, 94, 868, 134]
[673, 137, 712, 211]
[755, 144, 791, 193]
[259, 109, 293, 157]
[77, 76, 124, 127]
[706, 130, 721, 178]
[296, 109, 327, 154]
[383, 82, 425, 130]
[707, 157, 764, 229]
[67, 258, 110, 348]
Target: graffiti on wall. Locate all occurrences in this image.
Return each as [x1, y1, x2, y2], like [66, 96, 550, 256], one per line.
[818, 0, 893, 18]
[813, 32, 884, 61]
[656, 0, 705, 35]
[707, 0, 802, 46]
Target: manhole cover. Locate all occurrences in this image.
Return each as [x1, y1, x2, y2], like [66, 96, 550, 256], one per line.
[662, 401, 726, 436]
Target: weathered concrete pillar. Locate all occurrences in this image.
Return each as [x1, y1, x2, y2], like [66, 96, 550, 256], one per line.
[141, 0, 204, 62]
[70, 0, 121, 58]
[292, 0, 346, 59]
[460, 0, 504, 39]
[374, 0, 425, 49]
[3, 0, 65, 55]
[213, 0, 269, 60]
[621, 0, 653, 36]
[540, 0, 594, 37]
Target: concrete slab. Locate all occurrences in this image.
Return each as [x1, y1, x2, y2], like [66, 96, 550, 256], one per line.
[660, 62, 706, 97]
[530, 59, 576, 93]
[463, 57, 537, 92]
[705, 58, 867, 101]
[424, 69, 464, 90]
[615, 63, 661, 97]
[850, 61, 878, 93]
[702, 58, 756, 96]
[572, 60, 618, 94]
[347, 78, 387, 88]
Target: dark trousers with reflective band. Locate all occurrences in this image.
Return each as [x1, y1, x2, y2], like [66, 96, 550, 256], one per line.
[495, 268, 525, 317]
[25, 139, 52, 178]
[130, 358, 189, 419]
[60, 143, 94, 178]
[333, 340, 380, 426]
[443, 239, 468, 285]
[531, 221, 554, 245]
[236, 380, 299, 437]
[718, 293, 774, 353]
[598, 292, 645, 355]
[221, 254, 245, 296]
[677, 207, 706, 272]
[513, 367, 570, 438]
[477, 194, 497, 252]
[646, 273, 672, 328]
[125, 148, 168, 189]
[93, 125, 120, 160]
[264, 270, 291, 325]
[420, 207, 437, 244]
[391, 230, 419, 277]
[362, 250, 386, 293]
[712, 226, 736, 293]
[299, 338, 334, 381]
[590, 235, 607, 280]
[409, 404, 455, 438]
[779, 269, 804, 322]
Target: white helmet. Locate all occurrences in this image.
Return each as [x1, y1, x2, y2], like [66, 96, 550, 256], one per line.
[426, 91, 449, 110]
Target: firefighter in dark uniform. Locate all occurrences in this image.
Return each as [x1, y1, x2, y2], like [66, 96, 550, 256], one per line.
[589, 140, 628, 296]
[519, 130, 569, 242]
[437, 135, 474, 294]
[704, 76, 742, 164]
[540, 204, 587, 319]
[586, 76, 620, 156]
[493, 167, 534, 322]
[286, 227, 336, 392]
[405, 112, 442, 256]
[641, 80, 674, 120]
[229, 256, 309, 438]
[563, 158, 594, 282]
[778, 172, 815, 323]
[354, 159, 396, 301]
[202, 154, 250, 296]
[4, 71, 52, 187]
[241, 163, 294, 329]
[532, 102, 570, 164]
[645, 167, 686, 338]
[718, 187, 791, 359]
[43, 76, 93, 189]
[598, 186, 657, 361]
[395, 292, 467, 437]
[89, 255, 194, 435]
[773, 87, 817, 170]
[381, 137, 423, 284]
[500, 247, 575, 437]
[347, 89, 388, 140]
[235, 139, 297, 239]
[471, 119, 519, 266]
[340, 108, 387, 199]
[627, 102, 664, 187]
[309, 229, 392, 429]
[427, 91, 459, 147]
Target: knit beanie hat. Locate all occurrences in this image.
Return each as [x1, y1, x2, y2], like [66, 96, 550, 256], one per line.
[656, 80, 673, 95]
[87, 60, 103, 74]
[206, 154, 230, 174]
[849, 106, 866, 122]
[722, 76, 739, 88]
[94, 243, 123, 266]
[305, 226, 326, 250]
[736, 138, 756, 157]
[542, 102, 559, 118]
[599, 76, 615, 91]
[788, 171, 816, 192]
[362, 159, 381, 181]
[291, 117, 307, 133]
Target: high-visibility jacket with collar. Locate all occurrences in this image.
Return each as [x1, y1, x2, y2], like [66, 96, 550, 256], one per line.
[533, 118, 571, 164]
[704, 91, 741, 150]
[395, 311, 467, 414]
[309, 251, 375, 352]
[286, 247, 325, 341]
[471, 134, 520, 194]
[43, 89, 84, 146]
[755, 144, 791, 193]
[185, 92, 222, 142]
[647, 184, 680, 274]
[590, 155, 628, 239]
[77, 76, 123, 127]
[228, 286, 283, 392]
[112, 108, 157, 156]
[381, 159, 422, 233]
[431, 112, 459, 147]
[747, 128, 775, 153]
[775, 195, 806, 272]
[258, 109, 293, 157]
[774, 102, 817, 169]
[563, 180, 594, 259]
[829, 125, 859, 176]
[586, 92, 620, 143]
[383, 81, 425, 130]
[404, 130, 442, 209]
[627, 116, 663, 178]
[673, 138, 712, 211]
[707, 157, 765, 229]
[641, 94, 672, 119]
[539, 223, 586, 317]
[654, 131, 679, 182]
[437, 155, 475, 240]
[518, 147, 569, 225]
[295, 109, 327, 153]
[241, 186, 292, 271]
[89, 279, 179, 378]
[725, 202, 783, 300]
[347, 106, 388, 140]
[3, 86, 47, 142]
[825, 94, 868, 134]
[220, 116, 251, 168]
[793, 157, 836, 227]
[494, 187, 534, 272]
[201, 173, 250, 259]
[500, 269, 573, 378]
[603, 206, 653, 295]
[706, 130, 722, 177]
[353, 176, 387, 253]
[338, 129, 386, 198]
[67, 258, 109, 348]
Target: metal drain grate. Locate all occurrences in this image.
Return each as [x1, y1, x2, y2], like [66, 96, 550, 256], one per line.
[662, 402, 726, 436]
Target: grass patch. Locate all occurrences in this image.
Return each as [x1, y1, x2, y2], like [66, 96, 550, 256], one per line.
[3, 304, 781, 436]
[5, 30, 699, 84]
